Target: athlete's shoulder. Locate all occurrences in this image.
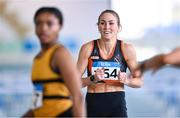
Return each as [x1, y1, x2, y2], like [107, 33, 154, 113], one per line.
[78, 39, 96, 59]
[34, 52, 40, 59]
[56, 43, 65, 49]
[51, 44, 71, 62]
[80, 40, 95, 53]
[120, 40, 136, 61]
[121, 41, 135, 52]
[81, 40, 94, 49]
[172, 47, 180, 52]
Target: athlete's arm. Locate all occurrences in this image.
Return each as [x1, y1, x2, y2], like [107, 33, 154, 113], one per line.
[77, 42, 97, 87]
[140, 47, 180, 73]
[121, 43, 143, 88]
[54, 45, 86, 117]
[163, 47, 180, 66]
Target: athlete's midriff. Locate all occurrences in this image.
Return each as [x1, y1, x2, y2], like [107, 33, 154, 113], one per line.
[87, 82, 124, 93]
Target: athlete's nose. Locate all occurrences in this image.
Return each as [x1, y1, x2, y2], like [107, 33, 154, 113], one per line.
[104, 22, 110, 30]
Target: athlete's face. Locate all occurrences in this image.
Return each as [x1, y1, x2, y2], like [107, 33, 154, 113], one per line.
[35, 12, 61, 45]
[98, 13, 119, 40]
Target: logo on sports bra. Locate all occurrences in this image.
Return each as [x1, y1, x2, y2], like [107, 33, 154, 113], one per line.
[114, 54, 122, 64]
[91, 56, 99, 59]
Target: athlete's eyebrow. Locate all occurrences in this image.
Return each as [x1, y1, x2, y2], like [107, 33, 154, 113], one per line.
[100, 20, 116, 22]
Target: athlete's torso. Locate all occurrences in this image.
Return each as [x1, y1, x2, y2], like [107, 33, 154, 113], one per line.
[87, 39, 127, 93]
[31, 44, 72, 117]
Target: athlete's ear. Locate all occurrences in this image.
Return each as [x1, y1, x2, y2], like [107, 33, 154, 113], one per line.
[59, 25, 62, 30]
[118, 24, 122, 32]
[97, 23, 101, 33]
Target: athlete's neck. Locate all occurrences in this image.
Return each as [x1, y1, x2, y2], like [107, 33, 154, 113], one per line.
[98, 38, 117, 55]
[41, 41, 57, 52]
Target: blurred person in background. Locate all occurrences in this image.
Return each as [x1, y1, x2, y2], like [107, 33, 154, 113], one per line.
[139, 47, 180, 74]
[77, 9, 143, 117]
[23, 7, 86, 117]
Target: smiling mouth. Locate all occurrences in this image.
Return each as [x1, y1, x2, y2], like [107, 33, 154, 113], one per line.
[103, 31, 112, 35]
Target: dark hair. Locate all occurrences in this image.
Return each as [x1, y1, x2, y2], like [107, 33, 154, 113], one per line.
[34, 7, 63, 26]
[97, 9, 121, 27]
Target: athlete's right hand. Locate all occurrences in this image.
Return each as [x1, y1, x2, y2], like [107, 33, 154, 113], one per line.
[138, 55, 165, 74]
[94, 68, 105, 81]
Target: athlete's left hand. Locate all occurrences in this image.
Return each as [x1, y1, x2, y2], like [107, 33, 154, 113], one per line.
[118, 70, 130, 85]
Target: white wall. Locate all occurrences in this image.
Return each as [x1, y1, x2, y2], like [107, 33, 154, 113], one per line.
[0, 0, 111, 64]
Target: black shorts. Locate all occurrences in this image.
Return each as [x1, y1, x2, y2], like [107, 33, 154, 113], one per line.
[57, 107, 73, 117]
[86, 91, 127, 117]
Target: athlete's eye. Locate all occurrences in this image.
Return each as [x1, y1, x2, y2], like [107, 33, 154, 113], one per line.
[109, 22, 115, 25]
[99, 21, 105, 25]
[35, 21, 42, 26]
[47, 21, 54, 27]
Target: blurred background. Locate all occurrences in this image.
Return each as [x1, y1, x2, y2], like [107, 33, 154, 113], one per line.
[0, 0, 179, 117]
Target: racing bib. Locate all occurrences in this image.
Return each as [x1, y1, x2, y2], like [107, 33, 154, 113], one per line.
[33, 83, 43, 108]
[92, 61, 120, 80]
